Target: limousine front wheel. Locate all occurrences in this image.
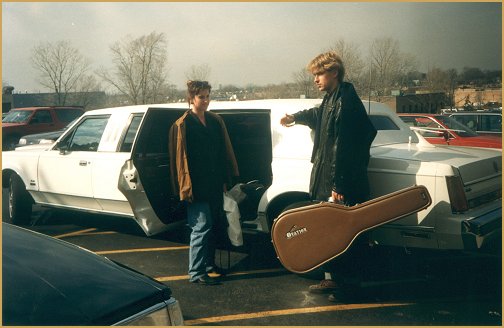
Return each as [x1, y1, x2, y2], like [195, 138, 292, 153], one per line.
[8, 174, 33, 225]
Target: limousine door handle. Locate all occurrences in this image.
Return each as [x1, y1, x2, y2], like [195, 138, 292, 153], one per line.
[79, 160, 89, 166]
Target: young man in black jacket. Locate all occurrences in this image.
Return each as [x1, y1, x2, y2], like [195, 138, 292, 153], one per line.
[280, 51, 377, 301]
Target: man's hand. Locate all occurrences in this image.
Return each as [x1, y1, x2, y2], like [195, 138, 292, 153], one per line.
[331, 190, 344, 203]
[280, 114, 295, 127]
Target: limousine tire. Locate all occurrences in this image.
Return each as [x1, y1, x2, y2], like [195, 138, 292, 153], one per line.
[8, 174, 33, 225]
[266, 192, 311, 230]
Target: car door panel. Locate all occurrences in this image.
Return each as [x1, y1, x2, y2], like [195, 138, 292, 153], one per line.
[91, 152, 133, 215]
[37, 150, 99, 210]
[37, 115, 111, 211]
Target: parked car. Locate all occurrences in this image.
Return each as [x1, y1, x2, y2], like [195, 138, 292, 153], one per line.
[398, 113, 501, 149]
[17, 118, 79, 147]
[2, 222, 184, 325]
[2, 100, 501, 255]
[2, 106, 84, 150]
[449, 112, 502, 136]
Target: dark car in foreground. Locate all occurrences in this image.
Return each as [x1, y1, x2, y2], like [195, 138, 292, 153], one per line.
[2, 223, 184, 326]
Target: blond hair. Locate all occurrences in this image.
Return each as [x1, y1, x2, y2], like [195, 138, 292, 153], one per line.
[307, 51, 345, 83]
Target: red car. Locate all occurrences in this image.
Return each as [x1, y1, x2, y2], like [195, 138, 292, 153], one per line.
[2, 106, 84, 150]
[399, 114, 501, 149]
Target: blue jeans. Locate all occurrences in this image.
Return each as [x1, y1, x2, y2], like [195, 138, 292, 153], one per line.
[187, 201, 216, 281]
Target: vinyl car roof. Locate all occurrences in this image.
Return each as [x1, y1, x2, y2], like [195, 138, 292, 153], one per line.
[3, 223, 171, 325]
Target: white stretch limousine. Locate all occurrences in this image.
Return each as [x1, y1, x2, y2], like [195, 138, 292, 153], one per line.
[3, 99, 501, 253]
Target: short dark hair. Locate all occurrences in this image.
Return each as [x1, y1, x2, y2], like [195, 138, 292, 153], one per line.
[187, 80, 211, 107]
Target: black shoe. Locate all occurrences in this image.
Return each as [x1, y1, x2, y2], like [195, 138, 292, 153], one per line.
[192, 274, 220, 285]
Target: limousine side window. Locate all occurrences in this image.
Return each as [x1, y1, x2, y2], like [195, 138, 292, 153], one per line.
[57, 115, 110, 152]
[119, 115, 143, 152]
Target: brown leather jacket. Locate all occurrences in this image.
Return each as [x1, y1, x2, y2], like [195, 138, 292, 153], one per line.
[169, 110, 239, 202]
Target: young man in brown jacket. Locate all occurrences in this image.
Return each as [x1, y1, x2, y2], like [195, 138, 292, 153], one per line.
[170, 80, 239, 285]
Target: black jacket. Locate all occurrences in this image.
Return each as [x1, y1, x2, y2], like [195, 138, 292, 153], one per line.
[294, 82, 377, 203]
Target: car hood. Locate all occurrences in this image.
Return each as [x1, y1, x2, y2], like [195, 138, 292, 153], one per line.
[2, 223, 172, 325]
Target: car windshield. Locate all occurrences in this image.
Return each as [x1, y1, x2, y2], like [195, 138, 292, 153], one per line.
[435, 115, 479, 137]
[2, 110, 33, 123]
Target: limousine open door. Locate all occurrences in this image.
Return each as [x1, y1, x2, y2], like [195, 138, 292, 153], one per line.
[118, 108, 187, 236]
[118, 107, 274, 236]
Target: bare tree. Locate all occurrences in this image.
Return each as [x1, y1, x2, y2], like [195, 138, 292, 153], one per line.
[460, 67, 485, 85]
[328, 39, 365, 88]
[31, 41, 91, 105]
[185, 64, 211, 81]
[71, 75, 103, 109]
[425, 67, 450, 92]
[292, 68, 319, 98]
[97, 31, 169, 105]
[368, 37, 418, 101]
[446, 68, 459, 109]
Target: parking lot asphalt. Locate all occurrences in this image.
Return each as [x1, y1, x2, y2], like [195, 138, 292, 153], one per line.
[6, 205, 496, 326]
[7, 203, 501, 326]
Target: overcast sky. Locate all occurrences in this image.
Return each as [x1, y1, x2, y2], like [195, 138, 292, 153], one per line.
[2, 2, 502, 93]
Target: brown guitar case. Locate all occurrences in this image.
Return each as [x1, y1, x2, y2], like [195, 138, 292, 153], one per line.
[271, 185, 432, 273]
